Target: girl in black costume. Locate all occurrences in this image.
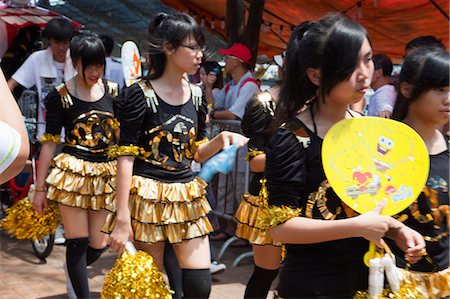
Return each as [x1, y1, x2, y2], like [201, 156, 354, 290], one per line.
[104, 13, 247, 298]
[390, 46, 449, 298]
[261, 13, 425, 298]
[33, 32, 119, 298]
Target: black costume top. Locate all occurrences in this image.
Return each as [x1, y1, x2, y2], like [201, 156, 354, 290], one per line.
[389, 136, 449, 272]
[241, 90, 276, 195]
[112, 80, 208, 183]
[265, 116, 368, 298]
[44, 80, 119, 163]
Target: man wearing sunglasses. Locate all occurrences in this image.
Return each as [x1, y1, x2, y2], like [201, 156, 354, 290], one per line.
[207, 43, 260, 120]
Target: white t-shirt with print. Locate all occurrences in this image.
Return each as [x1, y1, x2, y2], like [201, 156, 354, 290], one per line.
[12, 48, 76, 139]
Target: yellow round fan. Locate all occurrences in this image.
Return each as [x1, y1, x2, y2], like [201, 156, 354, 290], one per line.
[322, 117, 429, 216]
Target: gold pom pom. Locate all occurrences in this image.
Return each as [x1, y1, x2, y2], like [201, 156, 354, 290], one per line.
[0, 198, 60, 240]
[101, 250, 173, 299]
[353, 280, 427, 299]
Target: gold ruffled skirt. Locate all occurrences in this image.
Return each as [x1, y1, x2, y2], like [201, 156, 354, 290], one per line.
[46, 153, 116, 211]
[102, 175, 213, 244]
[235, 193, 281, 246]
[396, 267, 450, 299]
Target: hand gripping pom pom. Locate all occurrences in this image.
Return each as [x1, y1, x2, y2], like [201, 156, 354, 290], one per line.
[101, 241, 173, 299]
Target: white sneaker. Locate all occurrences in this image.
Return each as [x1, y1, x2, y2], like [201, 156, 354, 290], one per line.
[64, 263, 77, 299]
[55, 224, 66, 245]
[210, 261, 226, 275]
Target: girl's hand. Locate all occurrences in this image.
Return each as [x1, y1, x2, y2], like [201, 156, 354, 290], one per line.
[32, 190, 48, 215]
[109, 219, 134, 254]
[388, 223, 425, 264]
[219, 131, 249, 149]
[354, 199, 390, 246]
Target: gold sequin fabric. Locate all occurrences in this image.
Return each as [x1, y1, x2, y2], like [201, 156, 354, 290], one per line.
[39, 133, 61, 144]
[0, 198, 60, 240]
[102, 175, 213, 244]
[235, 193, 281, 246]
[46, 153, 116, 211]
[396, 267, 450, 299]
[257, 204, 302, 230]
[101, 250, 172, 299]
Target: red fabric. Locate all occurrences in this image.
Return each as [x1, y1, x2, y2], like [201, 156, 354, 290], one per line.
[225, 77, 260, 96]
[161, 0, 449, 62]
[219, 43, 252, 64]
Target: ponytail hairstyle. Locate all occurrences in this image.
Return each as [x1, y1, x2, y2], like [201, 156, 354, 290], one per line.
[145, 12, 205, 80]
[392, 46, 449, 120]
[273, 13, 369, 129]
[70, 32, 106, 80]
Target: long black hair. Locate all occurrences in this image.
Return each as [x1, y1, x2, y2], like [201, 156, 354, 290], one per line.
[70, 32, 106, 80]
[145, 12, 205, 80]
[392, 46, 449, 120]
[274, 13, 369, 129]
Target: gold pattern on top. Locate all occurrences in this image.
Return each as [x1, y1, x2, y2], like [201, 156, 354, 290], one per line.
[67, 111, 115, 148]
[56, 83, 73, 109]
[191, 83, 203, 111]
[408, 177, 449, 229]
[108, 145, 140, 158]
[138, 80, 159, 113]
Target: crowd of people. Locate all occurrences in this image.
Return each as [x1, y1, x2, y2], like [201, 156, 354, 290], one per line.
[0, 9, 448, 299]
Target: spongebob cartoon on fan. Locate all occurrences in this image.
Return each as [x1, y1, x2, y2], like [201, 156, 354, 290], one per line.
[322, 118, 429, 216]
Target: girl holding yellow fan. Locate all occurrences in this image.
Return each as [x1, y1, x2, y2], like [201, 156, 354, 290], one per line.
[260, 13, 425, 298]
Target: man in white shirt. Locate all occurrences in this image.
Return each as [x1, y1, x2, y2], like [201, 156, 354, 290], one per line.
[207, 43, 260, 120]
[367, 54, 397, 118]
[100, 35, 124, 89]
[7, 17, 76, 140]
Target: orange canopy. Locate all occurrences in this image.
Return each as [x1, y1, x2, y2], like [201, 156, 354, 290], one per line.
[161, 0, 449, 61]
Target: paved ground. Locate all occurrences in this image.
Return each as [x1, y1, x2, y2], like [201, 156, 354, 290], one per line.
[0, 231, 276, 299]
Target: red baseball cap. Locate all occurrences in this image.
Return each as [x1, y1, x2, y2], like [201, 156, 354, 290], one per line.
[219, 43, 252, 64]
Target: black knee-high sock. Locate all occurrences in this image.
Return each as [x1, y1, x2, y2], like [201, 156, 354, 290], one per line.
[86, 246, 106, 266]
[164, 243, 183, 299]
[244, 265, 279, 299]
[181, 269, 211, 299]
[66, 238, 90, 299]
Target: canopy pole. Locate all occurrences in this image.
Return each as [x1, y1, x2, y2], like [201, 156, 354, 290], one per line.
[429, 0, 449, 20]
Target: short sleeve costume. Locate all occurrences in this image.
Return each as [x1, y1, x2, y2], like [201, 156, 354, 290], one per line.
[42, 80, 119, 210]
[102, 79, 213, 244]
[263, 117, 369, 298]
[234, 91, 279, 245]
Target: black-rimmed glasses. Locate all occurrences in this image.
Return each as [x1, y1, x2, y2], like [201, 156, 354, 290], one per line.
[181, 44, 207, 52]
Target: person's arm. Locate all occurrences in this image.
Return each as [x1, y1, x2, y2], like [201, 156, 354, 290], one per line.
[32, 142, 57, 214]
[9, 51, 37, 92]
[378, 86, 397, 118]
[211, 109, 239, 120]
[32, 88, 63, 213]
[241, 92, 273, 173]
[0, 72, 29, 184]
[108, 156, 134, 252]
[107, 84, 146, 253]
[194, 93, 248, 162]
[211, 86, 226, 109]
[263, 129, 420, 250]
